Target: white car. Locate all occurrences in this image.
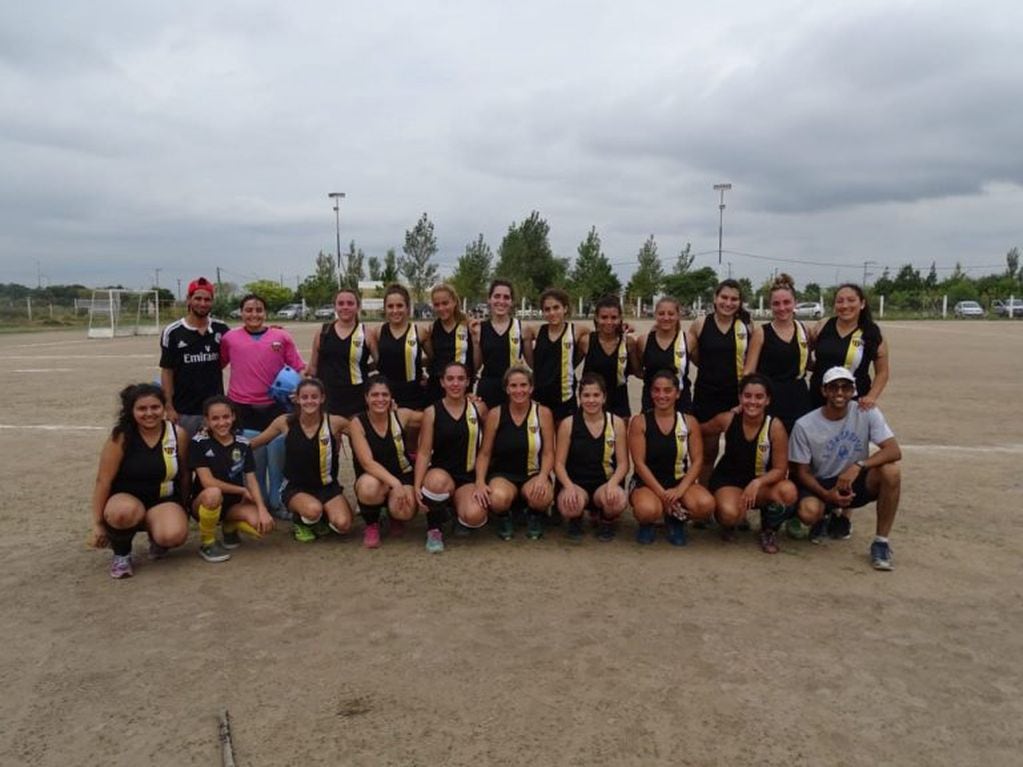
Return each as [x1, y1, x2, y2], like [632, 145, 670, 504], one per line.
[795, 302, 823, 319]
[953, 300, 984, 318]
[275, 303, 309, 320]
[313, 305, 336, 320]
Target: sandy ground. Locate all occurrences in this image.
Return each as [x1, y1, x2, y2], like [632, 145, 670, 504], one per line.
[0, 320, 1021, 766]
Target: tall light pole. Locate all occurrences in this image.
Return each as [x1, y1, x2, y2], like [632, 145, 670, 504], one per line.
[713, 183, 732, 265]
[328, 192, 346, 288]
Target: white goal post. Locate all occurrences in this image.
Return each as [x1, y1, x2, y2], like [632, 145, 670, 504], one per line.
[86, 289, 161, 338]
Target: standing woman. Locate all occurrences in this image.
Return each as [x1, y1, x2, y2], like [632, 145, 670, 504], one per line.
[90, 383, 190, 579]
[474, 365, 555, 541]
[810, 283, 889, 409]
[422, 283, 475, 405]
[629, 371, 714, 546]
[371, 284, 427, 411]
[553, 373, 629, 542]
[348, 377, 424, 549]
[580, 295, 635, 419]
[688, 279, 752, 483]
[532, 288, 587, 422]
[306, 287, 378, 417]
[706, 374, 798, 553]
[220, 293, 305, 516]
[471, 279, 535, 408]
[743, 274, 813, 432]
[414, 362, 489, 553]
[635, 296, 691, 414]
[249, 378, 353, 543]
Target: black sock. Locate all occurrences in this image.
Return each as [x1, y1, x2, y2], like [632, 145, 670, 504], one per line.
[105, 522, 135, 557]
[360, 505, 382, 525]
[424, 498, 449, 531]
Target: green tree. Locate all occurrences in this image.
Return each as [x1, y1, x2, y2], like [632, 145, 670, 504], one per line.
[451, 234, 493, 304]
[925, 262, 938, 288]
[802, 282, 822, 302]
[367, 256, 382, 281]
[400, 213, 439, 301]
[1007, 247, 1020, 279]
[495, 211, 566, 303]
[297, 250, 338, 307]
[626, 235, 664, 305]
[891, 264, 923, 293]
[342, 240, 365, 289]
[673, 242, 695, 274]
[381, 248, 400, 284]
[244, 280, 294, 312]
[570, 226, 621, 307]
[662, 266, 719, 307]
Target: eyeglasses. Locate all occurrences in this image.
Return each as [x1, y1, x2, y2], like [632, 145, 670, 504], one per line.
[824, 382, 855, 392]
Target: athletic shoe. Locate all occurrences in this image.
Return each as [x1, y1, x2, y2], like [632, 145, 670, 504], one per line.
[829, 513, 852, 540]
[221, 528, 242, 549]
[362, 522, 381, 549]
[635, 524, 656, 545]
[388, 518, 406, 538]
[312, 518, 334, 538]
[720, 525, 738, 543]
[199, 541, 232, 563]
[870, 540, 894, 571]
[785, 517, 808, 540]
[147, 539, 169, 560]
[566, 517, 584, 542]
[293, 521, 316, 544]
[452, 520, 472, 538]
[269, 506, 291, 521]
[109, 554, 133, 579]
[737, 518, 751, 532]
[596, 522, 615, 543]
[665, 517, 688, 547]
[496, 515, 514, 541]
[809, 512, 830, 545]
[425, 529, 445, 554]
[758, 529, 780, 554]
[526, 512, 544, 540]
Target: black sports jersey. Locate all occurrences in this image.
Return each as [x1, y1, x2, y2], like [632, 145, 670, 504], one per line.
[111, 420, 180, 504]
[810, 317, 881, 405]
[189, 433, 255, 491]
[489, 402, 543, 480]
[428, 319, 474, 383]
[641, 329, 690, 412]
[283, 416, 339, 489]
[757, 323, 812, 429]
[583, 335, 630, 416]
[317, 322, 371, 402]
[353, 412, 413, 478]
[533, 322, 577, 409]
[478, 318, 525, 380]
[565, 413, 617, 487]
[159, 318, 230, 414]
[636, 410, 690, 489]
[430, 400, 483, 480]
[377, 323, 422, 383]
[710, 414, 774, 488]
[693, 317, 750, 420]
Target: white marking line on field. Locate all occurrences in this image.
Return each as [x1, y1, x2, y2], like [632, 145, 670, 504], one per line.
[3, 339, 96, 350]
[0, 354, 153, 360]
[0, 424, 104, 431]
[12, 368, 75, 373]
[902, 443, 1023, 455]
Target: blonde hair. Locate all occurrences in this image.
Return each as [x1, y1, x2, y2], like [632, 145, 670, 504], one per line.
[430, 282, 465, 325]
[770, 273, 797, 300]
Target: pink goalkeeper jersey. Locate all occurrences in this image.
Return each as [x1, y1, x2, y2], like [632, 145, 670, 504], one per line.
[221, 327, 305, 405]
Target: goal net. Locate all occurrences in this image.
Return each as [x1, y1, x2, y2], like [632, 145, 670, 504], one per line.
[86, 289, 161, 338]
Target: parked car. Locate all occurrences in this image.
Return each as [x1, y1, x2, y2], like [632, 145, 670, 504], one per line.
[228, 308, 242, 319]
[953, 300, 985, 318]
[313, 305, 335, 320]
[992, 299, 1023, 317]
[795, 302, 824, 319]
[276, 303, 310, 320]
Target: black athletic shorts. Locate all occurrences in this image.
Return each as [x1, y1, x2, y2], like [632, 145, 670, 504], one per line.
[799, 471, 876, 509]
[281, 482, 345, 508]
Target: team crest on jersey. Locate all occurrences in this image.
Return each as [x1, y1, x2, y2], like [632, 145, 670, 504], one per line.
[214, 333, 222, 343]
[231, 448, 242, 462]
[164, 447, 176, 455]
[407, 336, 416, 347]
[606, 437, 615, 447]
[467, 412, 477, 425]
[271, 341, 282, 352]
[457, 328, 468, 340]
[320, 436, 329, 445]
[757, 443, 768, 453]
[529, 424, 539, 433]
[851, 338, 862, 348]
[736, 326, 747, 339]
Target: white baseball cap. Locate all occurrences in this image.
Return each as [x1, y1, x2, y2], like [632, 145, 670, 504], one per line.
[822, 366, 855, 385]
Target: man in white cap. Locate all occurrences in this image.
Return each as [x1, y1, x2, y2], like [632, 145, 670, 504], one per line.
[788, 366, 902, 570]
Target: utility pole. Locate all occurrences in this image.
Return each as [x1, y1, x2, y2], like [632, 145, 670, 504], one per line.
[216, 266, 222, 289]
[328, 192, 346, 288]
[863, 260, 878, 286]
[727, 261, 733, 279]
[177, 278, 182, 301]
[713, 183, 732, 265]
[154, 268, 161, 292]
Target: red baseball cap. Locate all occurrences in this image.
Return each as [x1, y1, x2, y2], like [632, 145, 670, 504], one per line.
[187, 277, 215, 298]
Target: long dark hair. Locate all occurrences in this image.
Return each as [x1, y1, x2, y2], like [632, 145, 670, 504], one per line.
[739, 372, 773, 399]
[287, 378, 327, 426]
[112, 383, 165, 438]
[715, 279, 751, 324]
[593, 294, 624, 337]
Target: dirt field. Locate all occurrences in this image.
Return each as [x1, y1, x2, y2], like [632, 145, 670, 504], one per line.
[0, 320, 1021, 766]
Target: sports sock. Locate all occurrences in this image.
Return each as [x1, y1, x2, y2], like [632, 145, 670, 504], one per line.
[104, 522, 135, 556]
[422, 490, 451, 531]
[224, 520, 262, 539]
[198, 504, 221, 546]
[874, 535, 889, 544]
[360, 504, 382, 525]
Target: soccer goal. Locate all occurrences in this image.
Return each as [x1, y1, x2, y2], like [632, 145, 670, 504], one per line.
[86, 289, 161, 338]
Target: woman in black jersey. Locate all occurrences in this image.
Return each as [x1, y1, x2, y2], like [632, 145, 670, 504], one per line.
[414, 362, 489, 553]
[628, 371, 714, 546]
[705, 374, 797, 553]
[553, 373, 629, 542]
[532, 288, 588, 422]
[371, 284, 427, 411]
[635, 296, 691, 413]
[250, 378, 353, 544]
[90, 383, 190, 579]
[422, 283, 475, 404]
[743, 274, 813, 432]
[349, 376, 424, 549]
[809, 283, 889, 409]
[474, 365, 555, 541]
[689, 279, 752, 484]
[189, 396, 273, 563]
[307, 288, 378, 417]
[579, 295, 635, 418]
[471, 279, 535, 408]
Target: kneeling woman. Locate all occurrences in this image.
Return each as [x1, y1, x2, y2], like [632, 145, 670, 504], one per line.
[188, 396, 274, 563]
[474, 365, 555, 541]
[250, 378, 353, 543]
[629, 371, 714, 545]
[706, 374, 797, 553]
[348, 376, 423, 549]
[553, 373, 629, 542]
[414, 362, 488, 553]
[91, 383, 191, 579]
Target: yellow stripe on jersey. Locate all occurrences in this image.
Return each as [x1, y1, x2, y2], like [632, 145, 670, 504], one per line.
[525, 402, 541, 475]
[560, 322, 575, 402]
[672, 412, 689, 481]
[403, 325, 419, 382]
[616, 338, 628, 386]
[795, 321, 809, 377]
[390, 411, 412, 474]
[673, 331, 688, 390]
[601, 412, 615, 479]
[317, 416, 332, 486]
[509, 319, 523, 367]
[454, 322, 469, 364]
[843, 328, 864, 373]
[349, 323, 365, 385]
[733, 320, 749, 383]
[159, 420, 178, 499]
[464, 402, 481, 473]
[754, 415, 772, 477]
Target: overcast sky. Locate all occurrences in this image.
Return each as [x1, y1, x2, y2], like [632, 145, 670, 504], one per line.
[1, 0, 1021, 295]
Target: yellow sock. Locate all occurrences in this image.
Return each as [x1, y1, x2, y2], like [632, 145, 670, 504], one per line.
[198, 504, 221, 546]
[223, 520, 262, 539]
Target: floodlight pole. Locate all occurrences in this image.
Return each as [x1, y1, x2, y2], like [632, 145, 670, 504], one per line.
[713, 183, 732, 265]
[328, 192, 346, 288]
